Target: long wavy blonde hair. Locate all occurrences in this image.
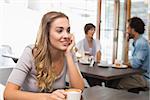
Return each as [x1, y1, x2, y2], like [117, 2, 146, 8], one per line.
[32, 11, 69, 92]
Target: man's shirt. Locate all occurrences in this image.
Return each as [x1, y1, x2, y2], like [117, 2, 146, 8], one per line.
[130, 35, 150, 79]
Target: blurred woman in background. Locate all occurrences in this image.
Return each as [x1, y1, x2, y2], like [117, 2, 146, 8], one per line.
[76, 23, 101, 63]
[75, 23, 101, 87]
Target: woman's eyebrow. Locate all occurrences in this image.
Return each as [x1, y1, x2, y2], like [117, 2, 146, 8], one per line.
[56, 27, 64, 29]
[56, 26, 70, 29]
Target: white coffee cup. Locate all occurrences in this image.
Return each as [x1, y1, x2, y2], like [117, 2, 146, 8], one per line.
[65, 89, 81, 100]
[100, 60, 108, 64]
[114, 59, 122, 67]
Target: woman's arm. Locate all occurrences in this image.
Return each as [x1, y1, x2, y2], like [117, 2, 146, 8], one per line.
[95, 39, 102, 63]
[96, 50, 101, 63]
[65, 34, 84, 90]
[65, 53, 84, 90]
[4, 82, 66, 100]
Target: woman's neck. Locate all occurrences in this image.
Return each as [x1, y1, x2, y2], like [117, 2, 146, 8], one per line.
[86, 35, 93, 42]
[86, 35, 93, 48]
[50, 46, 64, 62]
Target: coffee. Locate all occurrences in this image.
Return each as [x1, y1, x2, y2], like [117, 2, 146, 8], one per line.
[65, 89, 81, 92]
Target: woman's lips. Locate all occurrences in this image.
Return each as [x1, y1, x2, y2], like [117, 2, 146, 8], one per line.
[62, 42, 69, 46]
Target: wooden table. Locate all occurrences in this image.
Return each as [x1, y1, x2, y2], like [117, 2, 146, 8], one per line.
[82, 86, 149, 100]
[78, 63, 144, 87]
[78, 63, 143, 81]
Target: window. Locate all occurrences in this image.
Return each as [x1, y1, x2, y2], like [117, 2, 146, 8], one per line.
[1, 0, 98, 56]
[117, 0, 126, 61]
[100, 0, 115, 64]
[131, 0, 149, 39]
[28, 0, 98, 43]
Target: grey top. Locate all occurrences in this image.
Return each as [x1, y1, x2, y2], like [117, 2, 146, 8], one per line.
[76, 37, 101, 60]
[8, 45, 67, 92]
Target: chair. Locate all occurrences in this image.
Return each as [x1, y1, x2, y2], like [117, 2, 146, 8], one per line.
[2, 54, 18, 63]
[0, 68, 13, 85]
[0, 83, 5, 100]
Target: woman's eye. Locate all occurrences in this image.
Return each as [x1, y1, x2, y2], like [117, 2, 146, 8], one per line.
[56, 27, 70, 34]
[67, 28, 70, 33]
[56, 29, 63, 33]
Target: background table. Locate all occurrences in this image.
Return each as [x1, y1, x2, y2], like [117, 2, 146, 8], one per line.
[78, 63, 143, 87]
[78, 63, 143, 80]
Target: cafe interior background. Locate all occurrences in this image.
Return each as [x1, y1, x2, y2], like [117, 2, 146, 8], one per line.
[0, 0, 150, 64]
[0, 0, 150, 99]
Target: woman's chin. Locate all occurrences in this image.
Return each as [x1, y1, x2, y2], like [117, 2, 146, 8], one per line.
[60, 47, 67, 51]
[58, 45, 69, 51]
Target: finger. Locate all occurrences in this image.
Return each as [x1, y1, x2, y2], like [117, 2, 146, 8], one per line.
[70, 36, 75, 46]
[67, 34, 73, 45]
[71, 35, 75, 42]
[53, 90, 66, 99]
[69, 34, 74, 41]
[57, 90, 67, 95]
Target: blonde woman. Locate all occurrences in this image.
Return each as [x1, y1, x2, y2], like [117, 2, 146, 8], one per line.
[4, 11, 84, 100]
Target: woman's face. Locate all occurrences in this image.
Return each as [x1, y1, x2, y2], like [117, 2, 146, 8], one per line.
[87, 28, 95, 38]
[49, 17, 71, 51]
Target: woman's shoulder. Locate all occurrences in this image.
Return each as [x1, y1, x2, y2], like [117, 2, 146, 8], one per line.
[94, 39, 100, 42]
[21, 44, 35, 57]
[76, 39, 84, 47]
[94, 39, 101, 45]
[77, 39, 84, 43]
[23, 44, 35, 52]
[26, 44, 35, 49]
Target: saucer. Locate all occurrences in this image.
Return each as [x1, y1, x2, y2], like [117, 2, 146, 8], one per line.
[97, 63, 112, 68]
[112, 64, 128, 68]
[79, 59, 90, 65]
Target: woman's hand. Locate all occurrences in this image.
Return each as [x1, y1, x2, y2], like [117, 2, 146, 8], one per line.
[65, 34, 75, 54]
[47, 90, 66, 100]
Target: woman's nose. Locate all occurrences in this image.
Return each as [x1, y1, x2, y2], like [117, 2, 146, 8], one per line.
[63, 31, 69, 39]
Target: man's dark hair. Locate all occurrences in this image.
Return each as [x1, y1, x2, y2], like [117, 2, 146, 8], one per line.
[84, 23, 96, 34]
[128, 17, 145, 34]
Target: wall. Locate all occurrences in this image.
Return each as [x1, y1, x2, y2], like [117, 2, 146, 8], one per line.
[0, 3, 42, 57]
